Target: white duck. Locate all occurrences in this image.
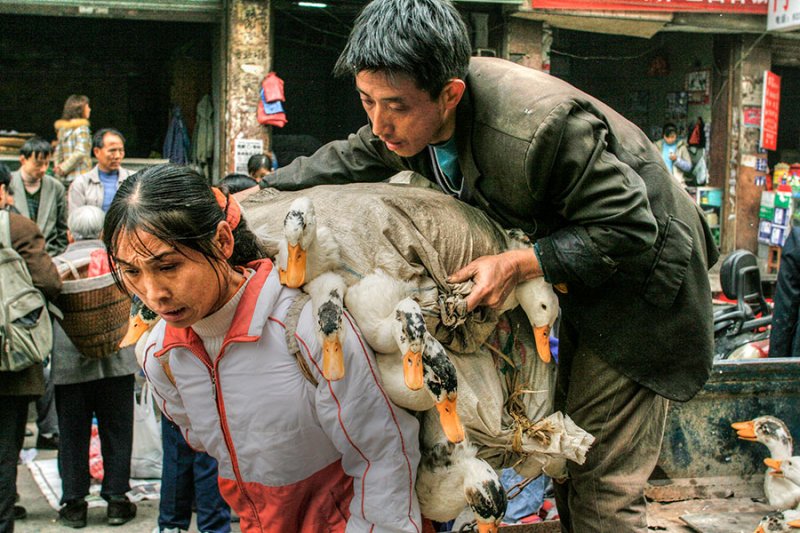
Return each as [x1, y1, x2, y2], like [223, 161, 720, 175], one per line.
[416, 408, 507, 533]
[754, 509, 800, 533]
[764, 456, 800, 506]
[498, 276, 559, 363]
[277, 197, 347, 380]
[346, 270, 464, 443]
[732, 416, 800, 509]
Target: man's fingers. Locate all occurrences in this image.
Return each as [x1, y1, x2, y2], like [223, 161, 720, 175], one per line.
[447, 264, 476, 284]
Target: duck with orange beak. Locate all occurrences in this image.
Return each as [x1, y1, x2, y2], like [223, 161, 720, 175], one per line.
[754, 509, 800, 533]
[732, 416, 800, 508]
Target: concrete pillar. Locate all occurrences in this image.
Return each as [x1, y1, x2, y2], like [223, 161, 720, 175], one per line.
[222, 0, 272, 176]
[502, 17, 543, 71]
[722, 35, 772, 253]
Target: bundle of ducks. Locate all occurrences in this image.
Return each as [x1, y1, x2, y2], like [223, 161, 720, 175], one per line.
[125, 180, 597, 530]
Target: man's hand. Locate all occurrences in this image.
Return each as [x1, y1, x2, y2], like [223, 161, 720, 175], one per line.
[447, 248, 542, 312]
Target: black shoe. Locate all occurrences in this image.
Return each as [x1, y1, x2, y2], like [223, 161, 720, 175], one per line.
[36, 433, 59, 450]
[13, 505, 27, 520]
[58, 500, 88, 529]
[107, 497, 136, 526]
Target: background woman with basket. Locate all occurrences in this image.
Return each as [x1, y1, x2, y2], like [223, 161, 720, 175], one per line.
[53, 95, 92, 185]
[51, 206, 138, 528]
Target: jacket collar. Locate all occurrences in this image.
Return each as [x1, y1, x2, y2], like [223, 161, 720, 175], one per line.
[157, 259, 278, 356]
[88, 165, 130, 184]
[54, 118, 90, 131]
[10, 171, 57, 226]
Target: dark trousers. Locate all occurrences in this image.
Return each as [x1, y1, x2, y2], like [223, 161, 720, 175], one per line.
[0, 396, 33, 533]
[35, 359, 58, 437]
[55, 375, 134, 504]
[554, 321, 668, 533]
[159, 418, 231, 533]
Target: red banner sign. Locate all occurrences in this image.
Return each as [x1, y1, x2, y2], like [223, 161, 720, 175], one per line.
[530, 0, 768, 14]
[760, 70, 781, 151]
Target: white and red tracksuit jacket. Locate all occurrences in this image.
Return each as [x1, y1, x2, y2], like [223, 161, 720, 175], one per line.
[142, 259, 423, 532]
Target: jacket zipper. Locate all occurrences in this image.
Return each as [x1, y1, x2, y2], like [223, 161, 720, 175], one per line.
[190, 346, 262, 531]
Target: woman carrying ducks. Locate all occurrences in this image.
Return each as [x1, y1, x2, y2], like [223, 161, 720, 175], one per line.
[104, 163, 422, 533]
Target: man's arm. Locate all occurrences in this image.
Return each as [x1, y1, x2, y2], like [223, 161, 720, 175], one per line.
[9, 214, 62, 300]
[53, 184, 69, 255]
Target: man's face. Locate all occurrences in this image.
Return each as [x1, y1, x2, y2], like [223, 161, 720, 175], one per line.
[356, 71, 455, 157]
[0, 184, 10, 209]
[19, 153, 51, 182]
[94, 133, 125, 173]
[663, 133, 678, 145]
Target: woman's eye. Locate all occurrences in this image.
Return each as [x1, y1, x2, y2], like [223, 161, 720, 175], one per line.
[122, 269, 139, 277]
[160, 264, 176, 272]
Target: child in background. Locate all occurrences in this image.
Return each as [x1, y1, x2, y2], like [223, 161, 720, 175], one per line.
[246, 152, 277, 184]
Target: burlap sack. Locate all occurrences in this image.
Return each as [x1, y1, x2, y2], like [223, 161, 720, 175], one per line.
[241, 174, 593, 478]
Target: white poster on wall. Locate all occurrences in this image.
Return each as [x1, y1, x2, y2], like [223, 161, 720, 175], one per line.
[234, 138, 263, 175]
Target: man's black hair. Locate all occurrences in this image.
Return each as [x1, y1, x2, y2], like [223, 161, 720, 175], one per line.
[333, 0, 471, 98]
[221, 173, 258, 194]
[663, 123, 678, 137]
[93, 128, 126, 150]
[20, 137, 53, 159]
[0, 162, 10, 188]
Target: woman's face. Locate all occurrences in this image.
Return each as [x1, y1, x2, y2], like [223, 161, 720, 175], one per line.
[83, 103, 92, 119]
[113, 227, 235, 329]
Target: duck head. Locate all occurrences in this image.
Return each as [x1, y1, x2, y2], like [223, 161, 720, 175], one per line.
[306, 272, 347, 381]
[732, 416, 793, 458]
[514, 277, 558, 363]
[120, 295, 159, 348]
[392, 298, 426, 391]
[754, 510, 800, 533]
[423, 332, 465, 444]
[464, 461, 507, 533]
[765, 457, 800, 483]
[279, 197, 316, 288]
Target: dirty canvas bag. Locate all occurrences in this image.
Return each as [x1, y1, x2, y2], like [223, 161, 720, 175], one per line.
[131, 381, 163, 479]
[241, 175, 594, 479]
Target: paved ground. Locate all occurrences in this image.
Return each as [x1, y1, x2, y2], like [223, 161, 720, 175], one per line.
[14, 426, 241, 533]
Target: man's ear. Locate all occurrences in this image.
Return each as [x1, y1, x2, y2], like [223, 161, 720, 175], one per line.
[440, 79, 466, 111]
[67, 230, 74, 244]
[93, 146, 100, 159]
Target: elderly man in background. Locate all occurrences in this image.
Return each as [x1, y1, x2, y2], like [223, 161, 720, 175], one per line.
[68, 129, 131, 213]
[51, 205, 138, 528]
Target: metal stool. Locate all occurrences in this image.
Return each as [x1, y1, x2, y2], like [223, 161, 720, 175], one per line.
[767, 245, 782, 274]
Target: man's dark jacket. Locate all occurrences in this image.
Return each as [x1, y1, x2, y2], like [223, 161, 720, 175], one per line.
[769, 227, 800, 357]
[265, 57, 718, 402]
[0, 211, 62, 397]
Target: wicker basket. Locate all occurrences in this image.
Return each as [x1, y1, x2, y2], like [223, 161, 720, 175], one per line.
[55, 265, 130, 360]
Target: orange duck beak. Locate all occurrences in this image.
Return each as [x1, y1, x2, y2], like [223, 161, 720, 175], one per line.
[322, 336, 345, 381]
[279, 243, 307, 288]
[764, 458, 783, 476]
[533, 324, 552, 363]
[120, 314, 149, 348]
[435, 395, 465, 444]
[731, 420, 757, 441]
[403, 349, 424, 391]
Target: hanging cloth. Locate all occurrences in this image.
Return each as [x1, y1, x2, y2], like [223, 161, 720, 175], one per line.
[192, 95, 214, 164]
[257, 72, 288, 128]
[163, 104, 191, 164]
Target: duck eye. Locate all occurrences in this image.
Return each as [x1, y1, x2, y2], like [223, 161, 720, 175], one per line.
[540, 303, 547, 310]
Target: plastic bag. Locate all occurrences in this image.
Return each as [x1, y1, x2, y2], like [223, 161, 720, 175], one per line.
[131, 382, 163, 479]
[89, 422, 104, 481]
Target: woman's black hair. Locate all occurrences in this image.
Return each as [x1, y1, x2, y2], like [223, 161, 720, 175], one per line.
[103, 163, 266, 293]
[221, 173, 258, 194]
